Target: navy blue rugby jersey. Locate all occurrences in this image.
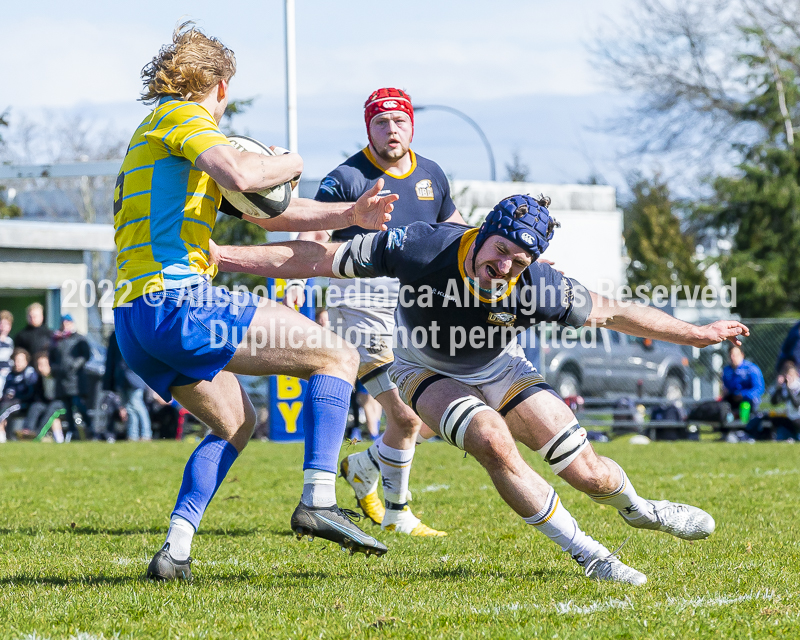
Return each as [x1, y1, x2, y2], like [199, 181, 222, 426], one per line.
[315, 148, 457, 241]
[337, 222, 593, 373]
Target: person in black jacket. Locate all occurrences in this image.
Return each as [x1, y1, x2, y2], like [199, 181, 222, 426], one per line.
[0, 348, 37, 442]
[49, 315, 93, 440]
[13, 303, 53, 359]
[23, 352, 66, 443]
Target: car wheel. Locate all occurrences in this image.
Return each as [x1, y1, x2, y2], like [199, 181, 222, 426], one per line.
[555, 371, 580, 398]
[663, 375, 684, 402]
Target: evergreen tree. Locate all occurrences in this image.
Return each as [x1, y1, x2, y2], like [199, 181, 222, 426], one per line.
[624, 174, 707, 296]
[697, 143, 800, 317]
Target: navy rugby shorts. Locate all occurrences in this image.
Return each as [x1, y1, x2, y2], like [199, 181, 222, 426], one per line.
[114, 280, 260, 400]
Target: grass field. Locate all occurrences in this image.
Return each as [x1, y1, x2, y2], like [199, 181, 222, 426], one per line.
[0, 438, 798, 639]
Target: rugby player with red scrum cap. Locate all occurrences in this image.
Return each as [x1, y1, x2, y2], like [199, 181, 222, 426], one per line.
[292, 88, 466, 536]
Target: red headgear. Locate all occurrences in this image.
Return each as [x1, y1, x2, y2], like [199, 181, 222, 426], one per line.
[364, 88, 414, 145]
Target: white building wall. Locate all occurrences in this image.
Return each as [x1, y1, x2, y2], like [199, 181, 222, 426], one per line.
[451, 180, 625, 293]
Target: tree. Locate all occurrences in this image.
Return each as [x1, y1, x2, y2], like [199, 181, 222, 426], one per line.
[623, 174, 707, 295]
[596, 0, 800, 315]
[0, 109, 21, 220]
[593, 0, 800, 171]
[505, 150, 530, 182]
[695, 143, 800, 316]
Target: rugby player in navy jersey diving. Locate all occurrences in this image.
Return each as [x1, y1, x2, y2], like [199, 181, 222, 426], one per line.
[210, 194, 749, 584]
[289, 88, 466, 537]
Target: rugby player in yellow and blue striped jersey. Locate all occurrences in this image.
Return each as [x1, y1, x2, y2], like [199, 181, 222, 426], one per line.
[113, 23, 397, 581]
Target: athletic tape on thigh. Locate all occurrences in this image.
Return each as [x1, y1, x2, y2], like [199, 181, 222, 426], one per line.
[439, 396, 493, 450]
[535, 418, 588, 474]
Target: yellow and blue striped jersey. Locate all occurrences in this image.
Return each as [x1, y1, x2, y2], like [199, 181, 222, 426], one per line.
[113, 98, 230, 306]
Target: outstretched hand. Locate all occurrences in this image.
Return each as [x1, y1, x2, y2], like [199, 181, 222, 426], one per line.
[351, 178, 398, 230]
[696, 320, 750, 347]
[208, 239, 221, 268]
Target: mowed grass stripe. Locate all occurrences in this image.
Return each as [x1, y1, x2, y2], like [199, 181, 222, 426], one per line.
[1, 440, 799, 639]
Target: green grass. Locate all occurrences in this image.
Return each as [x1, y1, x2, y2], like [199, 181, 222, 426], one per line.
[1, 438, 799, 639]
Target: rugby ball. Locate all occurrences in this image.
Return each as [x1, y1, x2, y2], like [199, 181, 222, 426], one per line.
[218, 135, 294, 219]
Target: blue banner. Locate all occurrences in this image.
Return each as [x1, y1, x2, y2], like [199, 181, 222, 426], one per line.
[267, 278, 315, 441]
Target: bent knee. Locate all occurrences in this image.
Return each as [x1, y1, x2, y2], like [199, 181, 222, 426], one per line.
[312, 342, 360, 381]
[389, 405, 423, 436]
[467, 416, 518, 467]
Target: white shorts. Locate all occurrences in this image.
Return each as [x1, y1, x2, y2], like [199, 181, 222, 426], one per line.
[328, 305, 397, 398]
[390, 346, 554, 416]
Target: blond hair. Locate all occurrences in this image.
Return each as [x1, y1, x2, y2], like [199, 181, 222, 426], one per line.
[140, 21, 236, 105]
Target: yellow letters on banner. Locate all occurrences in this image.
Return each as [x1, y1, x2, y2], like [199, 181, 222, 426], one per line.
[278, 401, 303, 433]
[277, 375, 302, 399]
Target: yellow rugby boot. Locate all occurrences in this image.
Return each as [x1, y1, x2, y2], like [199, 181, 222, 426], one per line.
[382, 505, 447, 537]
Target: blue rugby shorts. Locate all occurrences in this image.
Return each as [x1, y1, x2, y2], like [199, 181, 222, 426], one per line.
[114, 280, 260, 400]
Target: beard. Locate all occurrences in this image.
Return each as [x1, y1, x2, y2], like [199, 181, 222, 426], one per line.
[373, 141, 410, 163]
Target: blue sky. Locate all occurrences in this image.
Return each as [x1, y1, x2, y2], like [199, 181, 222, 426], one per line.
[2, 0, 633, 186]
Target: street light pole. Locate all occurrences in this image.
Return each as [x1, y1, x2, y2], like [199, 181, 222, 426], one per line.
[415, 104, 496, 181]
[284, 0, 298, 153]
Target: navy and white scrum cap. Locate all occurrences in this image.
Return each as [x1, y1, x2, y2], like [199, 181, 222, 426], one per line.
[473, 194, 560, 264]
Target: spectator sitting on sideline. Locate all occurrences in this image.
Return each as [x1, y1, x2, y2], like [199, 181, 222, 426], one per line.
[149, 392, 181, 440]
[0, 310, 14, 393]
[14, 303, 53, 359]
[722, 343, 765, 419]
[0, 348, 38, 442]
[23, 352, 66, 443]
[770, 362, 800, 439]
[49, 315, 93, 440]
[776, 320, 800, 374]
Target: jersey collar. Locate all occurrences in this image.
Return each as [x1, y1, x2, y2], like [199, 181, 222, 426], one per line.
[363, 146, 417, 180]
[457, 228, 521, 303]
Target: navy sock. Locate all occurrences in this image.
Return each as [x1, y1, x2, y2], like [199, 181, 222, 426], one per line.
[303, 374, 352, 473]
[172, 435, 239, 530]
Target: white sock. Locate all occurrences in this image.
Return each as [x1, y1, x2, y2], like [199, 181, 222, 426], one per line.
[588, 461, 655, 524]
[367, 435, 383, 463]
[164, 515, 195, 561]
[376, 441, 415, 507]
[524, 489, 607, 565]
[415, 432, 431, 445]
[301, 469, 336, 508]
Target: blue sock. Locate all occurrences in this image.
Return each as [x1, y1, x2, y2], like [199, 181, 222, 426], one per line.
[303, 374, 352, 473]
[171, 435, 239, 530]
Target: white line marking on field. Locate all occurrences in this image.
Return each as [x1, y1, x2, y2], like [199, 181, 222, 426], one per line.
[421, 484, 450, 492]
[114, 557, 151, 567]
[555, 597, 633, 615]
[473, 591, 775, 617]
[666, 590, 774, 611]
[754, 467, 798, 477]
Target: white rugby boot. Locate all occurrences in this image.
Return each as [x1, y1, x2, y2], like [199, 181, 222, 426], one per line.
[622, 500, 715, 540]
[581, 550, 647, 586]
[340, 450, 384, 525]
[382, 505, 447, 537]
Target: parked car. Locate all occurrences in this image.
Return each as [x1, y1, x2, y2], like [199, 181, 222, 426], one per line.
[524, 325, 692, 400]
